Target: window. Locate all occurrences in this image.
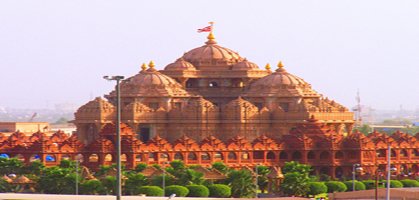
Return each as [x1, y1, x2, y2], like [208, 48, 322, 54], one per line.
[149, 102, 159, 110]
[209, 81, 218, 88]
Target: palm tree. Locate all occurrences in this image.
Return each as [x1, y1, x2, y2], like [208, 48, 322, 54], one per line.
[226, 169, 256, 198]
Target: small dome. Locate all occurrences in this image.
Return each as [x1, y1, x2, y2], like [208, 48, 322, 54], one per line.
[164, 58, 196, 71]
[181, 33, 244, 67]
[110, 64, 190, 97]
[245, 63, 319, 97]
[232, 59, 259, 71]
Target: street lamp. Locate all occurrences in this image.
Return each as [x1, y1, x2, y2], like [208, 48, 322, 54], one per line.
[385, 145, 395, 200]
[75, 154, 83, 195]
[255, 163, 261, 198]
[162, 161, 169, 197]
[352, 163, 362, 191]
[103, 75, 124, 200]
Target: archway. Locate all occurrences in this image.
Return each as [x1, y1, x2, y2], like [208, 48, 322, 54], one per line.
[307, 151, 315, 160]
[61, 154, 71, 160]
[29, 154, 40, 162]
[400, 149, 408, 157]
[253, 151, 264, 159]
[241, 152, 250, 160]
[0, 153, 10, 159]
[335, 151, 344, 159]
[14, 154, 25, 162]
[174, 153, 183, 160]
[214, 152, 223, 160]
[160, 153, 169, 162]
[279, 152, 288, 160]
[88, 154, 99, 163]
[320, 151, 330, 160]
[137, 124, 152, 142]
[201, 152, 210, 161]
[267, 151, 275, 160]
[292, 151, 302, 160]
[188, 152, 197, 160]
[45, 154, 56, 162]
[104, 154, 113, 162]
[121, 154, 127, 162]
[228, 152, 237, 160]
[135, 154, 142, 162]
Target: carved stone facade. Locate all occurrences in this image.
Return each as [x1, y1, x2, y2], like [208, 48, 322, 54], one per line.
[1, 32, 418, 178]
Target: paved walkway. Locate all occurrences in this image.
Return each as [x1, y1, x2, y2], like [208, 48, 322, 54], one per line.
[0, 193, 309, 200]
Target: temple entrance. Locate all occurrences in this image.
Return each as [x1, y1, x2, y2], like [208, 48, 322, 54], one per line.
[137, 124, 152, 142]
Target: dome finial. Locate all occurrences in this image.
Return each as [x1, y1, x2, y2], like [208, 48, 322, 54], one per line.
[141, 63, 147, 71]
[265, 63, 271, 72]
[206, 22, 216, 45]
[148, 61, 155, 69]
[276, 61, 286, 72]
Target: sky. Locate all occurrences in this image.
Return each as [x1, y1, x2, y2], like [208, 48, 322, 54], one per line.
[0, 0, 418, 110]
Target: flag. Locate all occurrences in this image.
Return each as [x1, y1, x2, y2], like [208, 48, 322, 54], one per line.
[197, 25, 212, 33]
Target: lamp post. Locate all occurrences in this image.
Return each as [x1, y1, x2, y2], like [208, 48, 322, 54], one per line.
[104, 75, 124, 200]
[75, 154, 82, 195]
[352, 163, 362, 191]
[255, 163, 260, 198]
[162, 161, 169, 197]
[386, 145, 396, 200]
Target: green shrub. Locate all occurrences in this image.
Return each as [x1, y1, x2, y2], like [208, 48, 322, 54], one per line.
[208, 184, 231, 198]
[362, 180, 383, 189]
[307, 182, 327, 195]
[325, 181, 347, 193]
[135, 163, 147, 172]
[400, 179, 419, 187]
[165, 185, 189, 197]
[343, 181, 366, 191]
[186, 185, 210, 197]
[137, 186, 164, 196]
[382, 180, 403, 188]
[80, 179, 105, 195]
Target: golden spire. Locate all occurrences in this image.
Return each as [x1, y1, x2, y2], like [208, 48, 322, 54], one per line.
[276, 61, 286, 72]
[206, 21, 216, 44]
[148, 61, 155, 69]
[141, 63, 147, 71]
[265, 63, 271, 72]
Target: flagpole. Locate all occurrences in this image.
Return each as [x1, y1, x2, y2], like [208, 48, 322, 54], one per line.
[209, 21, 214, 33]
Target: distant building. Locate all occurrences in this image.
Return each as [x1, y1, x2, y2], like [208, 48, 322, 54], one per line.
[0, 122, 49, 134]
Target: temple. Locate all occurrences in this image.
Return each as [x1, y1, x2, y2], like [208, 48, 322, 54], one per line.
[1, 32, 418, 178]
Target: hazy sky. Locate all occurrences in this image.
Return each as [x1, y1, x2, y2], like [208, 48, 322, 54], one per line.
[0, 0, 418, 110]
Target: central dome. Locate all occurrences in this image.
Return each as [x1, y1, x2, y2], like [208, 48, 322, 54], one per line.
[181, 33, 244, 68]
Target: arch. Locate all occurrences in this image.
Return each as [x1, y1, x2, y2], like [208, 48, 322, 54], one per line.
[335, 151, 344, 159]
[121, 154, 127, 162]
[292, 151, 302, 160]
[348, 151, 358, 159]
[14, 154, 25, 162]
[75, 154, 84, 163]
[253, 151, 264, 159]
[335, 167, 344, 178]
[267, 151, 275, 160]
[319, 167, 330, 176]
[88, 154, 99, 163]
[307, 151, 315, 160]
[201, 152, 210, 161]
[61, 154, 71, 160]
[400, 149, 408, 157]
[188, 152, 197, 160]
[0, 153, 10, 159]
[104, 154, 113, 162]
[45, 154, 56, 162]
[377, 149, 386, 157]
[228, 152, 237, 160]
[160, 153, 169, 162]
[174, 153, 183, 160]
[279, 151, 288, 159]
[413, 149, 419, 157]
[241, 152, 250, 160]
[135, 154, 142, 162]
[390, 149, 397, 157]
[412, 164, 418, 173]
[214, 152, 223, 160]
[320, 151, 330, 160]
[148, 153, 157, 161]
[30, 154, 40, 162]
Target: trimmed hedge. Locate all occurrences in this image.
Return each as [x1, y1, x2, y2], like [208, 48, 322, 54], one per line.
[343, 181, 366, 191]
[165, 185, 189, 197]
[325, 181, 347, 193]
[382, 180, 403, 188]
[137, 186, 164, 196]
[208, 184, 231, 198]
[307, 182, 327, 195]
[186, 185, 210, 197]
[400, 179, 419, 188]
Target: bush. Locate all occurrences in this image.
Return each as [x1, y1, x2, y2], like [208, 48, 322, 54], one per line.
[325, 181, 347, 193]
[307, 182, 327, 196]
[343, 181, 366, 191]
[186, 185, 210, 197]
[165, 185, 189, 197]
[137, 186, 164, 196]
[208, 184, 231, 198]
[400, 179, 419, 187]
[361, 180, 383, 189]
[382, 180, 403, 188]
[80, 179, 104, 195]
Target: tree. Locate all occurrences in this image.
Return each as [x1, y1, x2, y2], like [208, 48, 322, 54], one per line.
[80, 179, 105, 195]
[212, 162, 229, 174]
[59, 159, 75, 169]
[280, 162, 312, 197]
[38, 166, 79, 194]
[101, 176, 117, 195]
[177, 169, 205, 185]
[134, 163, 147, 172]
[0, 157, 24, 175]
[256, 165, 270, 193]
[226, 169, 256, 198]
[23, 160, 45, 175]
[124, 173, 148, 195]
[0, 178, 11, 192]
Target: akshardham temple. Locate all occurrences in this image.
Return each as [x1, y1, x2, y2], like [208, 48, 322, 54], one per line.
[1, 32, 418, 179]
